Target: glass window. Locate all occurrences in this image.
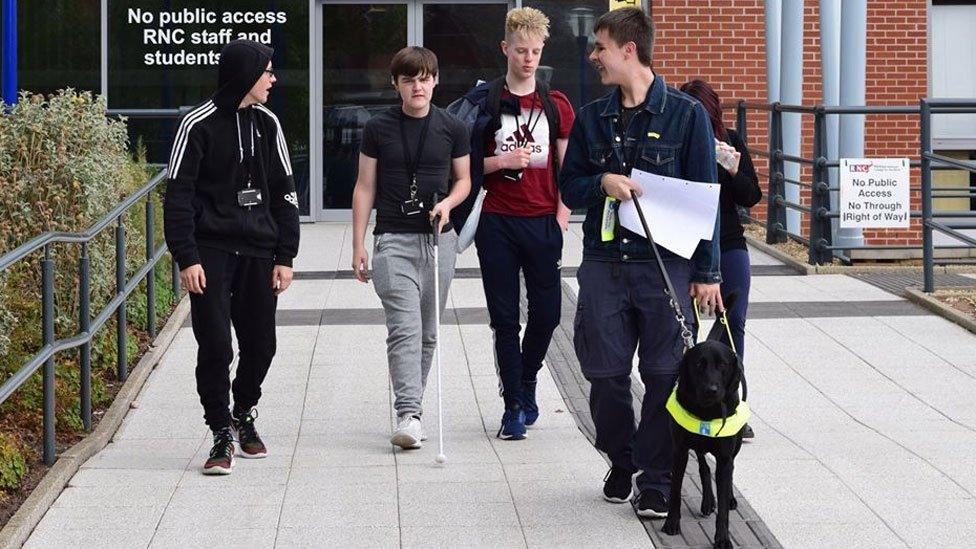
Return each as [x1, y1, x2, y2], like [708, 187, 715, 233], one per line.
[524, 1, 609, 110]
[17, 0, 100, 97]
[422, 3, 508, 108]
[106, 1, 310, 214]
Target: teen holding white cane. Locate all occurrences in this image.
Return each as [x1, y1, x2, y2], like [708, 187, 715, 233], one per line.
[350, 46, 471, 450]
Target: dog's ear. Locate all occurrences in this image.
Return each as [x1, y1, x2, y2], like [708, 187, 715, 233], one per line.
[723, 350, 742, 396]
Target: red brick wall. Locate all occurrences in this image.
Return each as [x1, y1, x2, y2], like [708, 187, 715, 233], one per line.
[650, 0, 928, 252]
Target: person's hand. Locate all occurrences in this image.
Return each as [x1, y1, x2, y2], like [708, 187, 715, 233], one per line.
[272, 265, 293, 296]
[353, 246, 370, 283]
[429, 199, 452, 233]
[180, 264, 206, 295]
[601, 173, 642, 202]
[716, 142, 741, 175]
[557, 211, 570, 232]
[501, 148, 532, 171]
[690, 283, 724, 315]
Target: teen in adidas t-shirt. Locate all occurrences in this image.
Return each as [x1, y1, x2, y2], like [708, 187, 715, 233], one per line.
[474, 7, 575, 440]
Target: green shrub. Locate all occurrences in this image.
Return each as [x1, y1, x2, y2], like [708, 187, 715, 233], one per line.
[0, 90, 175, 499]
[0, 434, 27, 493]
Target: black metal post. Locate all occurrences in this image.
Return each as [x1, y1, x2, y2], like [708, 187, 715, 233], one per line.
[42, 246, 56, 465]
[810, 106, 832, 265]
[116, 220, 127, 381]
[921, 99, 934, 292]
[736, 100, 747, 144]
[767, 104, 787, 243]
[79, 244, 92, 431]
[145, 196, 156, 338]
[172, 254, 180, 302]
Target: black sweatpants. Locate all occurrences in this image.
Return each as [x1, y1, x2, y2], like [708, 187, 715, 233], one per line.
[475, 213, 563, 410]
[189, 246, 278, 430]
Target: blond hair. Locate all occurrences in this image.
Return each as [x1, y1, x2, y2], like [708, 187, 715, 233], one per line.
[505, 7, 550, 42]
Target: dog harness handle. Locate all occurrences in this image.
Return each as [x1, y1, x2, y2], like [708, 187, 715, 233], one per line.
[691, 299, 738, 357]
[629, 190, 695, 350]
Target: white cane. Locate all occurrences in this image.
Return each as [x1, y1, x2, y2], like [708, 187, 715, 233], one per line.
[431, 212, 447, 465]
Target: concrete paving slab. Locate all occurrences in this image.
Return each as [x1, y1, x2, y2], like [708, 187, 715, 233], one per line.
[401, 526, 526, 549]
[274, 526, 399, 549]
[398, 501, 520, 527]
[23, 527, 156, 549]
[149, 528, 277, 548]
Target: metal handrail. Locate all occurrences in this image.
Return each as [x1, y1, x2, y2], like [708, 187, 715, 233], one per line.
[0, 171, 167, 270]
[0, 168, 177, 465]
[722, 98, 976, 288]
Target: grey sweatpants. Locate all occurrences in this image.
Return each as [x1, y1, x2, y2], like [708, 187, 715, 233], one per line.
[372, 231, 457, 417]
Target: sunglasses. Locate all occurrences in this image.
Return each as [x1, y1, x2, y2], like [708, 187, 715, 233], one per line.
[264, 69, 276, 77]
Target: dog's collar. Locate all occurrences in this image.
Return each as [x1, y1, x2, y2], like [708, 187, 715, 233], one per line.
[666, 387, 751, 438]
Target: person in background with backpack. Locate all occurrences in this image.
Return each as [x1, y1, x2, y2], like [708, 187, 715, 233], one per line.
[450, 7, 575, 440]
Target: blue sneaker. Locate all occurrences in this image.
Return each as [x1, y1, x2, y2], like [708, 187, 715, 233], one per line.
[497, 408, 527, 440]
[521, 381, 539, 426]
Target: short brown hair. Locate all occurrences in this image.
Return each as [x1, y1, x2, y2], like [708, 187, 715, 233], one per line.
[594, 7, 655, 67]
[390, 46, 438, 81]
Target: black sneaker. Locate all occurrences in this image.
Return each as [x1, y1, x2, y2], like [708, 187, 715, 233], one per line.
[203, 427, 235, 475]
[602, 466, 634, 503]
[741, 423, 755, 440]
[634, 489, 669, 518]
[232, 408, 268, 458]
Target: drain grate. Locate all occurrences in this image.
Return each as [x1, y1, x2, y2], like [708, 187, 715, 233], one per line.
[848, 271, 976, 297]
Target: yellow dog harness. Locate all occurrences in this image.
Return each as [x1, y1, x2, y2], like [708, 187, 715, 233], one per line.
[666, 389, 751, 437]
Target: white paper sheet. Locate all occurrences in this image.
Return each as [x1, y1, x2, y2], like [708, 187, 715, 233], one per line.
[617, 169, 721, 259]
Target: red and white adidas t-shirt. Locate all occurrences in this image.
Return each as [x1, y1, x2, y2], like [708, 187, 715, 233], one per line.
[483, 89, 575, 217]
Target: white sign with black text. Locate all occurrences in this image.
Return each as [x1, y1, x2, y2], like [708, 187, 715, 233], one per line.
[839, 158, 910, 228]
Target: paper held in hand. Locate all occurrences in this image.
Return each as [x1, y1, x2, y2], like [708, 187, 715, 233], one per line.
[617, 168, 721, 259]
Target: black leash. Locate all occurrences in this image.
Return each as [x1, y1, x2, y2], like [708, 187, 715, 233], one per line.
[629, 190, 695, 351]
[629, 190, 747, 403]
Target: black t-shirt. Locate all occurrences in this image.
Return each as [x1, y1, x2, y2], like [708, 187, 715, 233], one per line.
[361, 105, 471, 234]
[618, 103, 642, 136]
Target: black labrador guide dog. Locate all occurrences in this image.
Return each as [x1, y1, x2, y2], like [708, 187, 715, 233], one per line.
[629, 192, 749, 549]
[661, 299, 748, 549]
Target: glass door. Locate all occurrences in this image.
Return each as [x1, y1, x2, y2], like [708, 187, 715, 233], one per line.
[420, 3, 509, 108]
[321, 3, 408, 212]
[316, 1, 510, 220]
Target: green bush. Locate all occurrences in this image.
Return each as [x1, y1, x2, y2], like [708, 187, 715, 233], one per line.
[0, 90, 176, 499]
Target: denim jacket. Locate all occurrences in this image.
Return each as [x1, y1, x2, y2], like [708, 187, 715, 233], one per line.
[558, 75, 722, 284]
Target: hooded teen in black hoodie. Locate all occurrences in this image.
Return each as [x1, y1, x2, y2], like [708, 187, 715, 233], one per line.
[164, 39, 300, 475]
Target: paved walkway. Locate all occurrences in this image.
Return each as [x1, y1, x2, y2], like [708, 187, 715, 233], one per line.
[23, 223, 976, 548]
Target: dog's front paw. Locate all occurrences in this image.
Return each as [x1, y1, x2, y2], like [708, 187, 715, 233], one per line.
[713, 538, 733, 549]
[662, 518, 681, 536]
[700, 496, 715, 516]
[730, 496, 738, 510]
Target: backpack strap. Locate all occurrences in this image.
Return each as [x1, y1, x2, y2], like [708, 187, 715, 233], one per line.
[485, 76, 507, 118]
[536, 78, 562, 176]
[536, 78, 561, 146]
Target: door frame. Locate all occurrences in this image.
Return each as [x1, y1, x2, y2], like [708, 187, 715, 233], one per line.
[310, 0, 517, 221]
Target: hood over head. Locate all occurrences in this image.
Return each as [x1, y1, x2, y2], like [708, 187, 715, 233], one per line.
[214, 39, 274, 111]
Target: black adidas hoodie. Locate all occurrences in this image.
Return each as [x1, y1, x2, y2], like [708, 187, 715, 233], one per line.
[164, 40, 300, 270]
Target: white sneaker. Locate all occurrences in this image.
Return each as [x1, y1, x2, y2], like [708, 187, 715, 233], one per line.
[391, 415, 423, 449]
